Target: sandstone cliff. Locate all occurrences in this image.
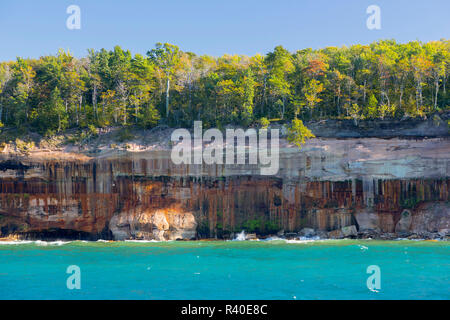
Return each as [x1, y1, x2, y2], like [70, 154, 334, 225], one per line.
[0, 136, 448, 241]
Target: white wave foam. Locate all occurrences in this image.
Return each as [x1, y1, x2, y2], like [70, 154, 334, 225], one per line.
[124, 239, 173, 243]
[0, 240, 70, 246]
[0, 241, 34, 245]
[284, 239, 323, 244]
[35, 240, 70, 246]
[233, 230, 247, 241]
[261, 236, 285, 241]
[261, 236, 324, 243]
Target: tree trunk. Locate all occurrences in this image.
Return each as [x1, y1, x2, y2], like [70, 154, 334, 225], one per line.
[434, 78, 439, 110]
[77, 96, 82, 125]
[416, 77, 422, 111]
[188, 79, 192, 119]
[123, 98, 127, 125]
[399, 85, 403, 110]
[337, 87, 341, 116]
[262, 74, 267, 116]
[166, 77, 170, 119]
[135, 98, 138, 123]
[363, 80, 366, 104]
[92, 83, 97, 119]
[443, 74, 447, 94]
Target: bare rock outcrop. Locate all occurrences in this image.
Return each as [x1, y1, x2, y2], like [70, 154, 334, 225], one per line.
[0, 137, 448, 240]
[109, 207, 197, 241]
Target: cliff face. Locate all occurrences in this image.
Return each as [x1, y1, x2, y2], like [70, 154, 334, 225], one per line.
[0, 137, 448, 240]
[305, 113, 449, 138]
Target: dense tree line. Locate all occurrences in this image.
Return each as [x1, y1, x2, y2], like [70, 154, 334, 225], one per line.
[0, 40, 449, 136]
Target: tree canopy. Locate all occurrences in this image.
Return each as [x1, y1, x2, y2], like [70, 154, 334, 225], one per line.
[0, 40, 449, 136]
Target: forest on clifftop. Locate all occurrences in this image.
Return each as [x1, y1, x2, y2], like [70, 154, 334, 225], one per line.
[0, 39, 449, 139]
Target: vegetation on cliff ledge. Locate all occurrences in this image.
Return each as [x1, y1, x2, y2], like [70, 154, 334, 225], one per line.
[0, 40, 449, 141]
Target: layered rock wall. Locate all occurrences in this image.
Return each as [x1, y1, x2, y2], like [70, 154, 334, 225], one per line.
[0, 138, 448, 240]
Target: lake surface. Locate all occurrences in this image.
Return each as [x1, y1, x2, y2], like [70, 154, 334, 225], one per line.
[0, 240, 448, 300]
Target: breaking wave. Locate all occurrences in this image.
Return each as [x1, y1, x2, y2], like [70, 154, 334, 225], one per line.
[0, 240, 71, 246]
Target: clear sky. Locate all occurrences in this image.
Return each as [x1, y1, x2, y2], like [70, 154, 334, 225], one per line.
[0, 0, 449, 61]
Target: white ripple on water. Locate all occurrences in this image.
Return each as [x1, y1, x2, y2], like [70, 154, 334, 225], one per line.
[0, 241, 34, 245]
[35, 240, 70, 246]
[0, 240, 71, 246]
[124, 239, 174, 243]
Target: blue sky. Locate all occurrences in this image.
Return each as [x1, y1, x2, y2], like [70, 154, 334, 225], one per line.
[0, 0, 449, 61]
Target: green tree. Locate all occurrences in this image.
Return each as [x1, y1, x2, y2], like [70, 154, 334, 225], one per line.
[9, 58, 35, 126]
[287, 118, 315, 150]
[302, 79, 324, 117]
[366, 93, 378, 119]
[266, 46, 294, 119]
[31, 87, 67, 134]
[147, 43, 181, 119]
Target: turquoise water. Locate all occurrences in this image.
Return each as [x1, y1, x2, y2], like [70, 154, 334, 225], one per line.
[0, 240, 448, 300]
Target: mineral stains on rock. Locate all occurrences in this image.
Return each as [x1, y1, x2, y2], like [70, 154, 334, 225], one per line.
[0, 138, 448, 240]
